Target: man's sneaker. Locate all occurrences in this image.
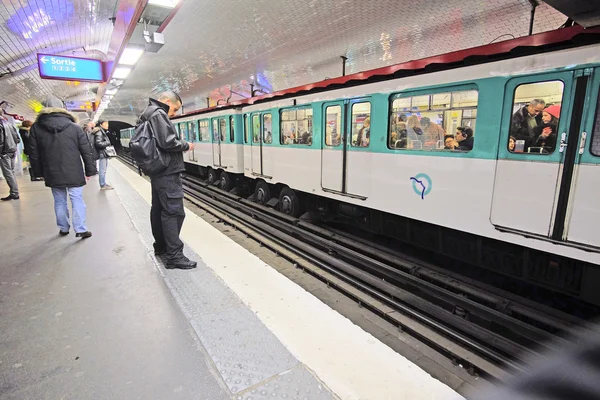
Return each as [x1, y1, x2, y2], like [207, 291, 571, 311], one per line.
[165, 258, 197, 270]
[100, 185, 114, 191]
[59, 230, 69, 236]
[1, 194, 18, 201]
[75, 231, 93, 239]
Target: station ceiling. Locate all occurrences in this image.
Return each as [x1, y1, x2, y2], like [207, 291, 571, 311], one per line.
[0, 0, 570, 123]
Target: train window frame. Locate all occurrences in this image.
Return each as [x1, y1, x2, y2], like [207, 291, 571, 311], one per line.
[280, 106, 313, 146]
[324, 105, 342, 147]
[350, 102, 371, 148]
[508, 80, 565, 155]
[243, 114, 248, 143]
[198, 119, 210, 142]
[262, 113, 272, 144]
[229, 116, 235, 143]
[387, 87, 479, 152]
[589, 86, 600, 157]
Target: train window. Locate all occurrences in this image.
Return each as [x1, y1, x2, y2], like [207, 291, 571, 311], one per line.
[252, 115, 260, 143]
[280, 106, 313, 145]
[229, 116, 235, 142]
[180, 122, 189, 142]
[508, 81, 564, 154]
[351, 102, 371, 148]
[388, 89, 478, 151]
[244, 114, 248, 143]
[325, 105, 342, 147]
[188, 121, 197, 142]
[591, 90, 600, 156]
[263, 113, 272, 144]
[198, 119, 210, 141]
[218, 118, 226, 142]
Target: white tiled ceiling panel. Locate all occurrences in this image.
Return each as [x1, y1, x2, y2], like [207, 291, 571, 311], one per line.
[0, 0, 117, 119]
[0, 0, 567, 122]
[105, 0, 566, 123]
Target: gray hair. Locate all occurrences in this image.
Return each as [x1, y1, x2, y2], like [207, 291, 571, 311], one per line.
[42, 96, 64, 108]
[157, 90, 182, 105]
[530, 99, 546, 107]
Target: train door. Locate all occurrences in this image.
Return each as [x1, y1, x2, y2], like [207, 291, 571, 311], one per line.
[187, 120, 198, 162]
[563, 68, 600, 248]
[179, 123, 190, 162]
[211, 118, 224, 167]
[490, 70, 594, 244]
[250, 113, 262, 174]
[321, 99, 370, 198]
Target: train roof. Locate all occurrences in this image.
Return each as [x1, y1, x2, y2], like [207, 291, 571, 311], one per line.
[173, 25, 600, 120]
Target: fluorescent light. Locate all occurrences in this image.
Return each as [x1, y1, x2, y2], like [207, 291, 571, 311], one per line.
[112, 67, 131, 79]
[148, 0, 179, 8]
[118, 47, 144, 66]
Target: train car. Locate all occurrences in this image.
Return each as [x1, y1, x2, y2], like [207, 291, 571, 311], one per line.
[174, 28, 600, 305]
[175, 108, 244, 190]
[120, 127, 134, 149]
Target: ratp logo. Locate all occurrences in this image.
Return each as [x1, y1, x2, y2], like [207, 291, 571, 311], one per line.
[410, 173, 432, 200]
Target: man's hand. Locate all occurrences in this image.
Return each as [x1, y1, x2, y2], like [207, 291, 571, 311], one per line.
[187, 142, 195, 151]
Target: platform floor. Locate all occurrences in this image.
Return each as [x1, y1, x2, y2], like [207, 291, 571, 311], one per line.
[0, 162, 464, 400]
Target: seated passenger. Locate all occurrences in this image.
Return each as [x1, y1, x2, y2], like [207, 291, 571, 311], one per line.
[300, 131, 312, 144]
[331, 132, 341, 146]
[532, 105, 560, 153]
[420, 117, 445, 148]
[508, 135, 516, 152]
[455, 126, 474, 151]
[511, 99, 545, 150]
[444, 134, 458, 150]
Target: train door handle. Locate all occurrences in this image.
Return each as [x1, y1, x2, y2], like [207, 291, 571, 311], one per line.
[559, 132, 567, 153]
[578, 132, 587, 155]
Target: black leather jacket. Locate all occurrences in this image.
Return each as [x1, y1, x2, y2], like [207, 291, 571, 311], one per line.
[138, 98, 189, 177]
[93, 127, 111, 159]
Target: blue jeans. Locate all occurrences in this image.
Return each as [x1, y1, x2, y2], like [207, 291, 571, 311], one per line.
[51, 186, 87, 233]
[98, 158, 108, 187]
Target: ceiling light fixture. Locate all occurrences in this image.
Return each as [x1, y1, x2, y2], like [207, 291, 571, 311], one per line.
[148, 0, 179, 8]
[118, 47, 144, 66]
[112, 67, 131, 79]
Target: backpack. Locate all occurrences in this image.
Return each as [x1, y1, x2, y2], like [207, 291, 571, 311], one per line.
[130, 119, 169, 176]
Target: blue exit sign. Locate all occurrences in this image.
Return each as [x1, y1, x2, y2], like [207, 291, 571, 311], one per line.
[37, 53, 104, 83]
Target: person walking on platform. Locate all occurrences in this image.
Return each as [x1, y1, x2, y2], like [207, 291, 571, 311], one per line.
[137, 91, 197, 270]
[29, 97, 97, 238]
[93, 119, 114, 190]
[0, 109, 21, 201]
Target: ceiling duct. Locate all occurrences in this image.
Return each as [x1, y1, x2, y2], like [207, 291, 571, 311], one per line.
[544, 0, 600, 28]
[140, 3, 173, 26]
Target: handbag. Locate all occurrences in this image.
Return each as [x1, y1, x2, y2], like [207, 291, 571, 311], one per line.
[104, 145, 117, 158]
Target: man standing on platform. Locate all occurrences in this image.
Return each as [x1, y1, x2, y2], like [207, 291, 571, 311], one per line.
[138, 91, 197, 270]
[0, 109, 20, 201]
[29, 97, 97, 238]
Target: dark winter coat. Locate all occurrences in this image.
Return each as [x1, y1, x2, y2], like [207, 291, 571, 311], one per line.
[19, 128, 30, 155]
[511, 106, 543, 148]
[93, 127, 111, 159]
[29, 108, 97, 188]
[138, 98, 189, 178]
[532, 115, 558, 153]
[86, 131, 99, 160]
[457, 135, 474, 151]
[0, 119, 20, 156]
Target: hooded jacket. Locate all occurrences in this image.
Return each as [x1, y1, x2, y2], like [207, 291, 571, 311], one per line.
[29, 108, 97, 187]
[0, 118, 20, 156]
[138, 98, 189, 177]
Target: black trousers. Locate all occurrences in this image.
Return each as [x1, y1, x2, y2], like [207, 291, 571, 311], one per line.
[150, 173, 186, 261]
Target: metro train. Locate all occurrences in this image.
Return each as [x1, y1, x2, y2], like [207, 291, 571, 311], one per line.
[121, 28, 600, 306]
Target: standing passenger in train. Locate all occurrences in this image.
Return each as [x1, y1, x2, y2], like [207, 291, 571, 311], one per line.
[511, 98, 545, 150]
[94, 119, 113, 190]
[419, 117, 445, 148]
[28, 97, 97, 238]
[138, 91, 197, 270]
[532, 104, 560, 152]
[455, 127, 474, 151]
[356, 117, 370, 147]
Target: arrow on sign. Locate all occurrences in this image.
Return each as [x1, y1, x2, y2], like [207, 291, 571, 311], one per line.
[40, 56, 48, 64]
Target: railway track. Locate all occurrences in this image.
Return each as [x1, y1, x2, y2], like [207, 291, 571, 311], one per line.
[117, 153, 587, 381]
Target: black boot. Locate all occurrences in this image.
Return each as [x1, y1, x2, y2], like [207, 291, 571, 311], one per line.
[165, 258, 197, 270]
[75, 231, 92, 239]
